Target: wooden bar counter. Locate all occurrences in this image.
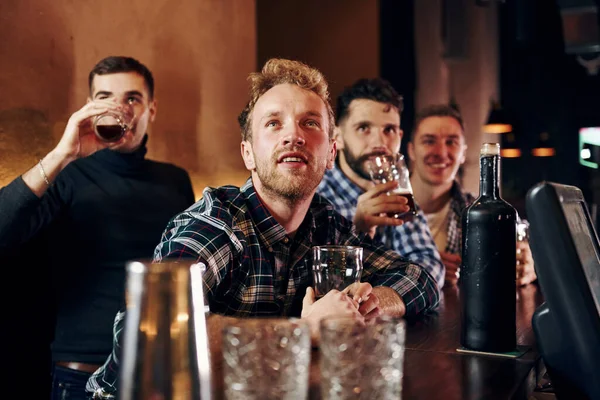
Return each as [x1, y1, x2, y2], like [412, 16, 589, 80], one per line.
[206, 284, 545, 399]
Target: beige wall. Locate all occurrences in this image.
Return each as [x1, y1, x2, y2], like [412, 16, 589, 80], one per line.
[414, 0, 500, 194]
[0, 0, 256, 197]
[257, 0, 379, 107]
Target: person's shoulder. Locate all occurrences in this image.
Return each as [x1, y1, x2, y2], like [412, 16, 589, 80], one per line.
[185, 185, 249, 223]
[311, 192, 355, 233]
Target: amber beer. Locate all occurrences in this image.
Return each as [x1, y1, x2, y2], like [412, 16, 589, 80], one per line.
[460, 143, 517, 352]
[390, 189, 417, 222]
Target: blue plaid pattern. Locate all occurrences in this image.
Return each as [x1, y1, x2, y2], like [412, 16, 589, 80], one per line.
[318, 166, 446, 288]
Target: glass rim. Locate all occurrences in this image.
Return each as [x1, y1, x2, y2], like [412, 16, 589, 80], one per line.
[223, 317, 310, 331]
[366, 153, 405, 162]
[319, 315, 406, 330]
[312, 245, 363, 251]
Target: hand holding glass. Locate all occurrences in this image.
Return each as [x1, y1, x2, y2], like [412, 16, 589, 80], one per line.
[365, 154, 417, 222]
[312, 245, 363, 299]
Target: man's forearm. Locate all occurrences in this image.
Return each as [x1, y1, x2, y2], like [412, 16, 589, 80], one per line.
[372, 286, 406, 317]
[22, 148, 75, 198]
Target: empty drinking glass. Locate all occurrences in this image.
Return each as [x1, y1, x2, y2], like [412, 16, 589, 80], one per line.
[320, 316, 406, 399]
[365, 154, 417, 222]
[312, 245, 363, 299]
[223, 318, 311, 400]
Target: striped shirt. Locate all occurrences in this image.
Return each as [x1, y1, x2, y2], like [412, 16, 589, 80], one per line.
[318, 166, 446, 288]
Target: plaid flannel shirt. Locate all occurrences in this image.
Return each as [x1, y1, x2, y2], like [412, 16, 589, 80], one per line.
[445, 181, 476, 255]
[318, 166, 445, 288]
[86, 178, 440, 398]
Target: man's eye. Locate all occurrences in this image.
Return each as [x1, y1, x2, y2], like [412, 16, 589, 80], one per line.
[266, 120, 280, 128]
[305, 120, 321, 128]
[127, 97, 140, 104]
[384, 127, 397, 135]
[357, 124, 369, 132]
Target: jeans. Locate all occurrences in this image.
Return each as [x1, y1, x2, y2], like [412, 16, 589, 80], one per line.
[51, 365, 92, 400]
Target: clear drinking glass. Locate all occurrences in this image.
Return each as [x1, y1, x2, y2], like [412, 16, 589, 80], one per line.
[93, 106, 134, 142]
[222, 318, 311, 400]
[320, 316, 406, 399]
[312, 245, 363, 299]
[365, 153, 417, 222]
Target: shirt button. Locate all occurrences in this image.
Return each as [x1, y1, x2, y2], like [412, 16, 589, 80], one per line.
[283, 237, 289, 244]
[268, 247, 274, 252]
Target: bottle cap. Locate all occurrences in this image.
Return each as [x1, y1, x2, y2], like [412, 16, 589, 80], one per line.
[480, 143, 500, 156]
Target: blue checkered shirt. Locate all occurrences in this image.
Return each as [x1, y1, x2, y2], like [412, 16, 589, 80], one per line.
[317, 165, 445, 288]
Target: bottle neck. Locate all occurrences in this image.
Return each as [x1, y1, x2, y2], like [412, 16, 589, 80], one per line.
[479, 155, 500, 198]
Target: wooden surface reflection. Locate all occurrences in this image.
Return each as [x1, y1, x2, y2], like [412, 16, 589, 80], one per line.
[207, 284, 545, 400]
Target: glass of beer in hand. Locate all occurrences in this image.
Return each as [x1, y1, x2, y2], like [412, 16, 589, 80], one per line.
[366, 153, 417, 222]
[312, 245, 363, 300]
[93, 106, 134, 142]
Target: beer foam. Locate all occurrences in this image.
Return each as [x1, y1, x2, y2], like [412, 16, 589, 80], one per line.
[480, 143, 500, 156]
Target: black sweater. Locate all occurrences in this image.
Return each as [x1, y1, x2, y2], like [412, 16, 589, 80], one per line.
[0, 137, 195, 364]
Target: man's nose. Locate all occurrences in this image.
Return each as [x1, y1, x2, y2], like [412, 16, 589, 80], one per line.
[367, 128, 389, 152]
[431, 142, 448, 157]
[282, 124, 306, 146]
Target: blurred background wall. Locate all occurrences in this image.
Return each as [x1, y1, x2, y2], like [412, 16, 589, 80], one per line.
[0, 0, 256, 198]
[2, 0, 599, 210]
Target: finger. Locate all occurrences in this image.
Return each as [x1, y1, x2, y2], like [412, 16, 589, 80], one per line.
[363, 306, 382, 321]
[368, 215, 405, 227]
[353, 283, 373, 304]
[303, 287, 316, 309]
[363, 180, 400, 199]
[358, 295, 379, 316]
[441, 252, 462, 263]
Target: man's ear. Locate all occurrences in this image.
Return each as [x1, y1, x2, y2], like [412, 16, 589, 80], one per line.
[241, 140, 255, 171]
[326, 139, 337, 170]
[148, 99, 158, 123]
[333, 126, 344, 150]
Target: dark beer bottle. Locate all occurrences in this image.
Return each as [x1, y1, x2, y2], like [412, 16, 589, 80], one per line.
[460, 143, 517, 352]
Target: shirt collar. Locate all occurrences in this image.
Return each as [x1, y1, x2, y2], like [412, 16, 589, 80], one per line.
[240, 177, 326, 250]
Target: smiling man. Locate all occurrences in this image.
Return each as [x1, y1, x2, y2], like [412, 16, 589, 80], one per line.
[0, 56, 195, 400]
[408, 104, 536, 287]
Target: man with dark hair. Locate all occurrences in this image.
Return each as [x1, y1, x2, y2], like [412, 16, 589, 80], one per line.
[407, 104, 536, 286]
[317, 78, 446, 288]
[85, 59, 439, 399]
[0, 56, 195, 399]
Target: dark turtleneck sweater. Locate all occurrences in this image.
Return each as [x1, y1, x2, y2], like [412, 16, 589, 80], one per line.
[0, 136, 195, 364]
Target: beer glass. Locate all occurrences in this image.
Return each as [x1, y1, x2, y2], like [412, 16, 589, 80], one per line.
[119, 260, 212, 400]
[312, 245, 363, 299]
[93, 106, 134, 142]
[365, 153, 417, 222]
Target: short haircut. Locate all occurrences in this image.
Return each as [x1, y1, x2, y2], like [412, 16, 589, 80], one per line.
[335, 78, 404, 126]
[411, 104, 465, 141]
[237, 58, 334, 141]
[88, 56, 155, 99]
